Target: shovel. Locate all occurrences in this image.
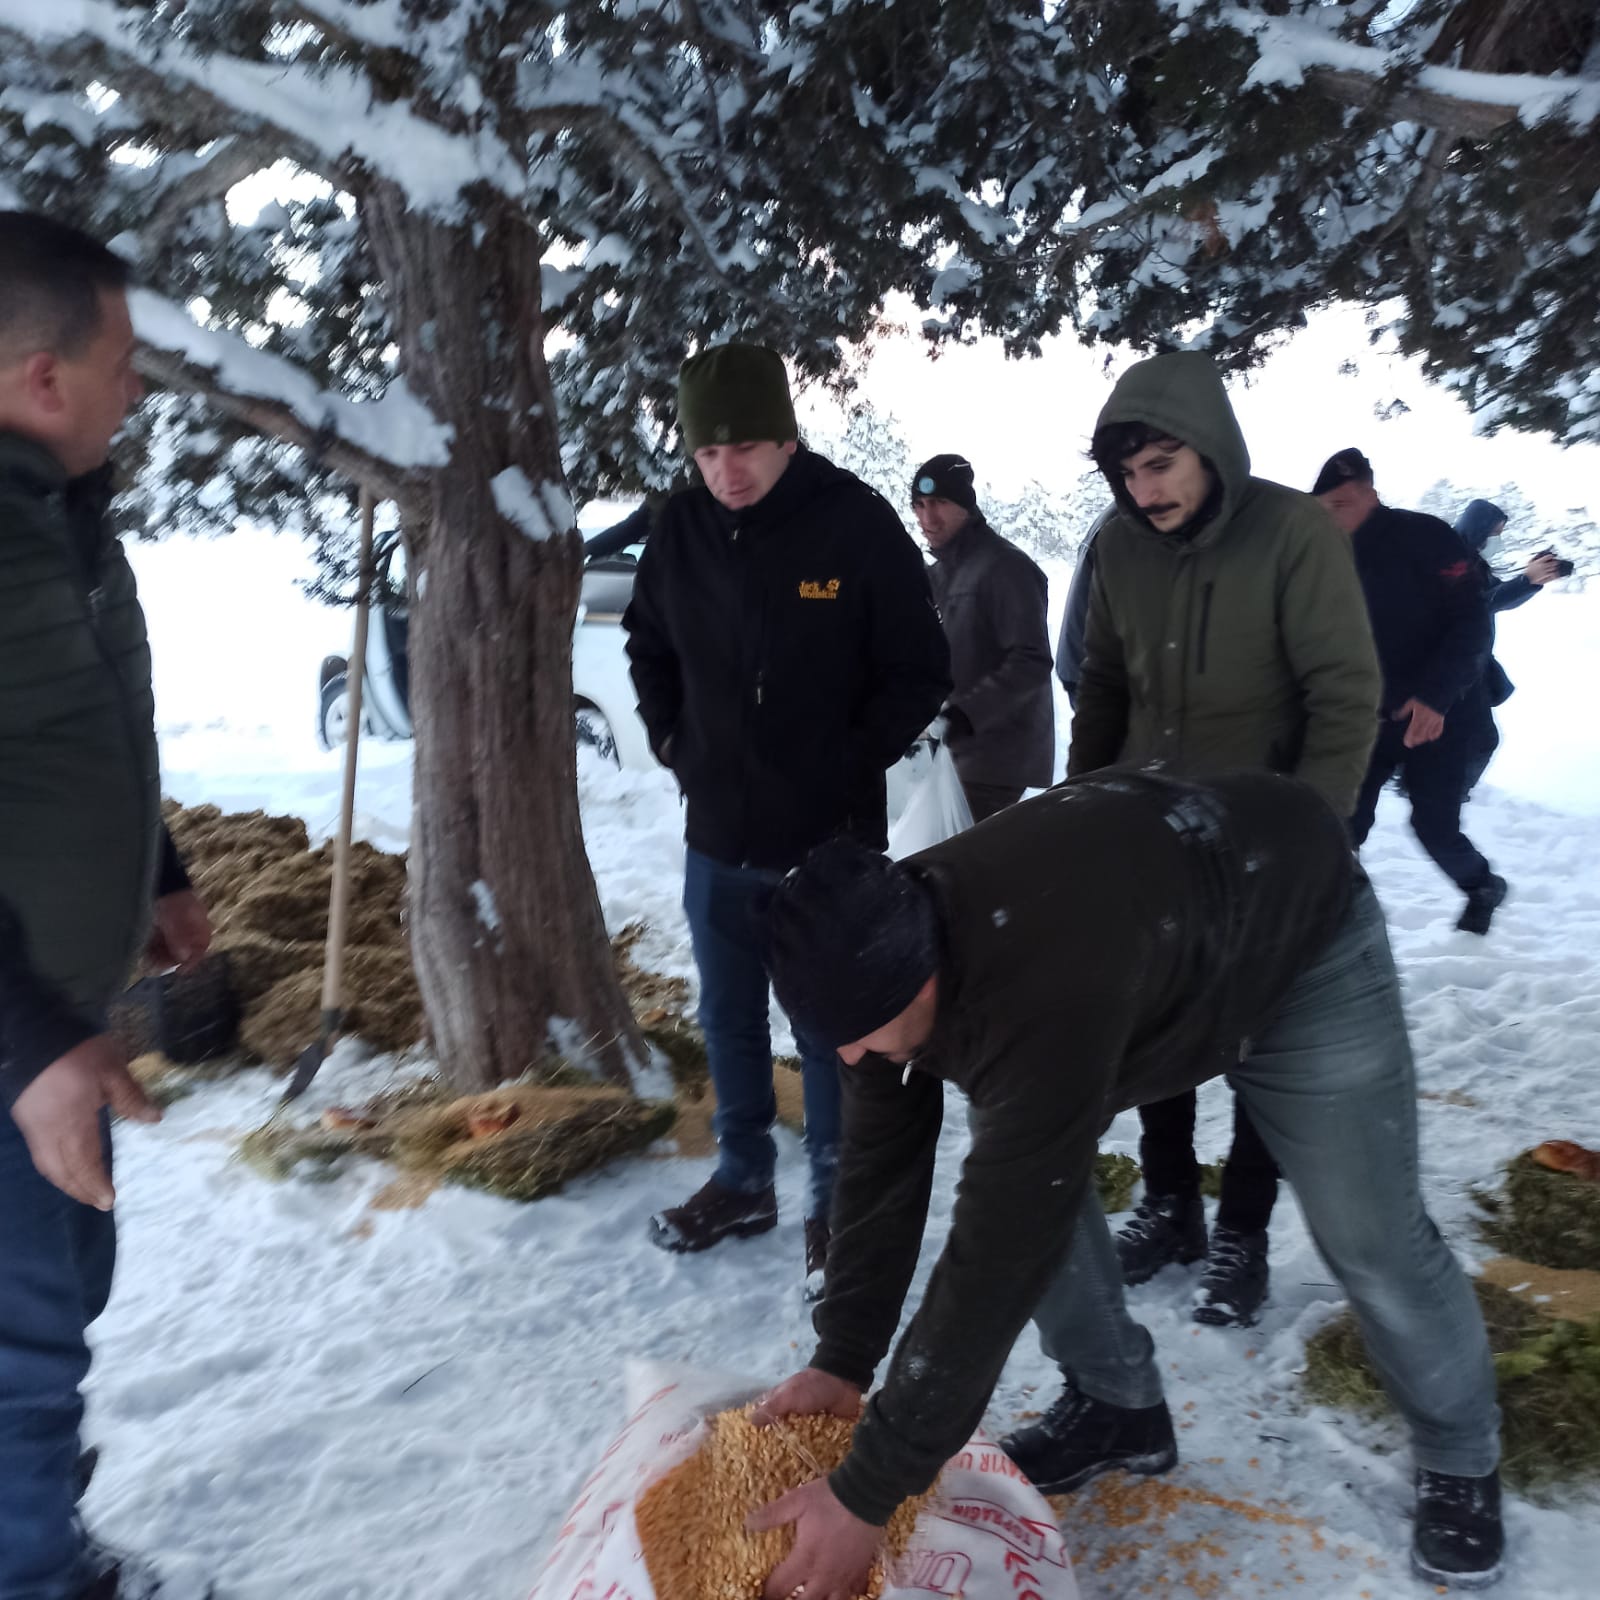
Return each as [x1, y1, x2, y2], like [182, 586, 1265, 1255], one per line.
[282, 486, 378, 1104]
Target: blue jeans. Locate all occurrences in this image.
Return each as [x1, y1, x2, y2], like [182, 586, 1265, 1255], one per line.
[1032, 879, 1501, 1478]
[0, 1108, 115, 1600]
[683, 849, 841, 1219]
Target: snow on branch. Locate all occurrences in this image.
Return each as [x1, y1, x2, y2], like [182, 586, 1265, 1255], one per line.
[288, 0, 411, 56]
[490, 466, 573, 543]
[0, 0, 523, 212]
[1052, 144, 1226, 245]
[1223, 6, 1600, 134]
[129, 288, 452, 499]
[136, 135, 283, 248]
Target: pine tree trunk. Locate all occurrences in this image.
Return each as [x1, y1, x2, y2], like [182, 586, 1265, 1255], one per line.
[361, 186, 649, 1094]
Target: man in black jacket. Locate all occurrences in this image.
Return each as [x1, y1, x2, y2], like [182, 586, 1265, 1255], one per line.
[751, 773, 1502, 1596]
[1315, 450, 1501, 933]
[0, 213, 211, 1600]
[623, 343, 950, 1283]
[910, 454, 1053, 821]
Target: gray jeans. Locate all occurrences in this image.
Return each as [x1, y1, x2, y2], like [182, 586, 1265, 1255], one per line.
[1031, 878, 1501, 1479]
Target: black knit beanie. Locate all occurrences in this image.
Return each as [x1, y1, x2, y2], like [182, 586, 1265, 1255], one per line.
[1311, 447, 1374, 497]
[910, 453, 978, 513]
[768, 838, 941, 1052]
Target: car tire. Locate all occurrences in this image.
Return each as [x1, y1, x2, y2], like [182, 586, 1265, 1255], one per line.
[319, 673, 354, 752]
[574, 703, 620, 767]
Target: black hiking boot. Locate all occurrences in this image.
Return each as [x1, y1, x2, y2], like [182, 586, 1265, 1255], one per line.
[648, 1178, 777, 1253]
[1456, 875, 1507, 936]
[1000, 1377, 1177, 1495]
[803, 1216, 830, 1303]
[1192, 1227, 1270, 1327]
[1115, 1191, 1207, 1285]
[1411, 1469, 1505, 1589]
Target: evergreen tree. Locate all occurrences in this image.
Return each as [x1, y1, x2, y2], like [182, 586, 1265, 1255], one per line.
[0, 0, 1078, 1091]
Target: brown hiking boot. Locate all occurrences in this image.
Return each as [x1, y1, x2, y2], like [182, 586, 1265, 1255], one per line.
[648, 1178, 777, 1253]
[804, 1216, 831, 1303]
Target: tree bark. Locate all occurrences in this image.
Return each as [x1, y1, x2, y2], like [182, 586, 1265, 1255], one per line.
[361, 181, 650, 1094]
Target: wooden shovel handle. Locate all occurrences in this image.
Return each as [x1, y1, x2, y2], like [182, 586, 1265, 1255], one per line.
[322, 486, 377, 1018]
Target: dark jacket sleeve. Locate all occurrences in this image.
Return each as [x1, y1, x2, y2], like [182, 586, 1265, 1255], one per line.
[825, 1010, 1124, 1526]
[849, 511, 953, 770]
[809, 1063, 945, 1391]
[948, 551, 1052, 734]
[156, 825, 191, 897]
[0, 895, 99, 1111]
[1487, 573, 1539, 613]
[1054, 535, 1098, 706]
[621, 531, 683, 764]
[1065, 559, 1130, 775]
[1410, 532, 1494, 714]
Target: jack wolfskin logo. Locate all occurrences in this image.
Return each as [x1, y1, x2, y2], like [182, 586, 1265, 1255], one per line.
[799, 578, 841, 600]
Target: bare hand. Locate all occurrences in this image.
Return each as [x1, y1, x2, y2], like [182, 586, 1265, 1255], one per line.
[1394, 697, 1445, 748]
[751, 1368, 863, 1429]
[10, 1035, 160, 1208]
[749, 1476, 881, 1600]
[1525, 554, 1562, 587]
[145, 889, 213, 973]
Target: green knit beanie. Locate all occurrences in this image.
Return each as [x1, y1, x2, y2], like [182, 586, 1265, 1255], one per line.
[677, 343, 798, 453]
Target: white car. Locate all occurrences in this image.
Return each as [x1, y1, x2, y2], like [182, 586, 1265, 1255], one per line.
[315, 510, 654, 770]
[314, 506, 931, 812]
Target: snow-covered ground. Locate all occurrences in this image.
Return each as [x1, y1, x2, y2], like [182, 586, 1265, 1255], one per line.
[81, 533, 1600, 1599]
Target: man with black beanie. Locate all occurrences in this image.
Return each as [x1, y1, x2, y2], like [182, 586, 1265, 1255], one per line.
[746, 772, 1502, 1597]
[623, 342, 950, 1289]
[1313, 449, 1501, 933]
[909, 454, 1053, 820]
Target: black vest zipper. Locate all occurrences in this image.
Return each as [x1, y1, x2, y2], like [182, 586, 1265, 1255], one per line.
[1196, 581, 1215, 674]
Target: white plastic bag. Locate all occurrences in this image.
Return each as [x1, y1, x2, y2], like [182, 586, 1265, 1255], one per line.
[528, 1361, 1080, 1600]
[887, 743, 974, 860]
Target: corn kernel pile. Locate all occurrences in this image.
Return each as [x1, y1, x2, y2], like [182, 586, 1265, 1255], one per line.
[636, 1407, 929, 1600]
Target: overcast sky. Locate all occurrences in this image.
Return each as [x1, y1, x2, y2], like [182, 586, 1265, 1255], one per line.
[800, 296, 1600, 526]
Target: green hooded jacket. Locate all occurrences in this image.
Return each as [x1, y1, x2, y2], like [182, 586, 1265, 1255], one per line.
[0, 432, 164, 1107]
[1067, 354, 1380, 816]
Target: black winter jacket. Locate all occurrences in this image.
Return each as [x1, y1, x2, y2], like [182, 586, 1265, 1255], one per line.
[623, 449, 951, 869]
[1350, 505, 1492, 717]
[928, 517, 1053, 790]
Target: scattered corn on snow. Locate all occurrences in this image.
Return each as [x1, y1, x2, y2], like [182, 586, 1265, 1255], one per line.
[78, 519, 1600, 1597]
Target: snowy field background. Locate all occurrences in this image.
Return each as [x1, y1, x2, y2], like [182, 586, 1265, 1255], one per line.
[78, 523, 1600, 1600]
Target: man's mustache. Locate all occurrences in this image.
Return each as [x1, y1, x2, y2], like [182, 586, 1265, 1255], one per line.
[1143, 503, 1182, 519]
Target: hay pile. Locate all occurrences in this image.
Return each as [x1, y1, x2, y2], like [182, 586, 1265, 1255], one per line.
[165, 801, 421, 1067]
[1095, 1153, 1142, 1213]
[240, 1082, 675, 1202]
[636, 1407, 928, 1600]
[1303, 1279, 1600, 1495]
[1476, 1148, 1600, 1270]
[164, 809, 706, 1078]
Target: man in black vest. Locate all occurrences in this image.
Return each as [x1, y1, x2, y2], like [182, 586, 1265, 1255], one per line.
[910, 454, 1053, 822]
[0, 213, 212, 1599]
[623, 344, 949, 1290]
